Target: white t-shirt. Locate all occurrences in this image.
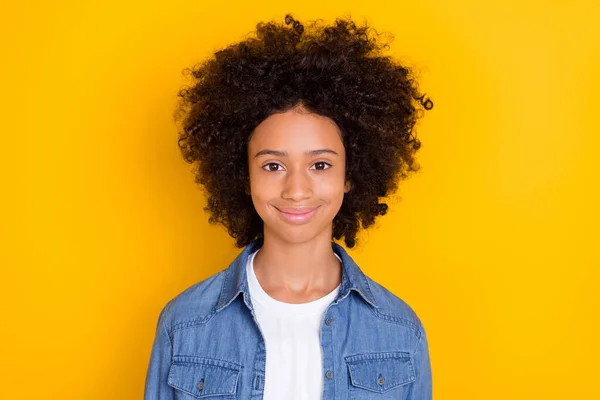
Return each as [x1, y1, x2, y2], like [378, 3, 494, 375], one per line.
[246, 248, 342, 400]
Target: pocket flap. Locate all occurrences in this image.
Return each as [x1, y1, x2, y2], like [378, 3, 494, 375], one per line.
[345, 351, 416, 393]
[167, 355, 240, 398]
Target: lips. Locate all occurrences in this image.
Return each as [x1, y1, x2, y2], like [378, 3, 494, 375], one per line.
[277, 207, 318, 215]
[275, 206, 320, 223]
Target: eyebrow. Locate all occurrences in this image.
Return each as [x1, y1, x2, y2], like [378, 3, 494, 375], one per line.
[254, 149, 339, 158]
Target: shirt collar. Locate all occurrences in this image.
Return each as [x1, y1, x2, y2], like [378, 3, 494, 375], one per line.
[215, 237, 379, 312]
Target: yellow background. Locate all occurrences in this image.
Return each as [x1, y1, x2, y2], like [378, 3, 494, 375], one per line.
[1, 1, 598, 399]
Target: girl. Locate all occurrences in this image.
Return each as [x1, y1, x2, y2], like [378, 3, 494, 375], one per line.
[145, 14, 433, 400]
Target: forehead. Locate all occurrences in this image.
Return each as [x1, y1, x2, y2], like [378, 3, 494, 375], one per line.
[249, 107, 343, 151]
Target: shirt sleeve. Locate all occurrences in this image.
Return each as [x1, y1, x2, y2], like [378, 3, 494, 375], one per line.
[144, 303, 175, 400]
[407, 320, 433, 400]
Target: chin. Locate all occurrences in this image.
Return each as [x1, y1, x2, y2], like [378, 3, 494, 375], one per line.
[267, 221, 335, 244]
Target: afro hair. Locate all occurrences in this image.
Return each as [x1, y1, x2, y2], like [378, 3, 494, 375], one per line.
[174, 14, 433, 248]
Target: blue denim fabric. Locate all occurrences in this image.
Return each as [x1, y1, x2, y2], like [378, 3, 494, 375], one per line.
[144, 238, 432, 399]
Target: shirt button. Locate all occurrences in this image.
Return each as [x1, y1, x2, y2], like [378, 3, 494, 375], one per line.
[325, 370, 333, 379]
[377, 374, 385, 385]
[197, 379, 205, 390]
[325, 317, 332, 326]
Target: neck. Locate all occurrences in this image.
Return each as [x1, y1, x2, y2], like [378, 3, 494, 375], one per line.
[252, 230, 342, 302]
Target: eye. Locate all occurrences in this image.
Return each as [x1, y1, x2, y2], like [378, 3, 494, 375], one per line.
[262, 162, 284, 172]
[261, 161, 332, 172]
[311, 161, 332, 171]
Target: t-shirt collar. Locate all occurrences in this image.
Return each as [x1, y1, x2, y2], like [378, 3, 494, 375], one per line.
[215, 237, 379, 312]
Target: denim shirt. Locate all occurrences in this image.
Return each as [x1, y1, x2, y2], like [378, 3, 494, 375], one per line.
[144, 238, 432, 399]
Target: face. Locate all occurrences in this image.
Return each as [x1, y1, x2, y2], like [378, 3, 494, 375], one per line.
[247, 104, 351, 245]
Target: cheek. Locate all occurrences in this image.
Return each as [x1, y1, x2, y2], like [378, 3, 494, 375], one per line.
[249, 176, 276, 201]
[319, 173, 348, 195]
[314, 186, 346, 211]
[248, 183, 276, 217]
[250, 189, 269, 208]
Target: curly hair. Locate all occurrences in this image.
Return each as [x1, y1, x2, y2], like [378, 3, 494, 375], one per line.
[174, 14, 433, 249]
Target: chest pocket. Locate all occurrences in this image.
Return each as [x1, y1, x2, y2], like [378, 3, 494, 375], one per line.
[345, 351, 416, 400]
[167, 355, 241, 399]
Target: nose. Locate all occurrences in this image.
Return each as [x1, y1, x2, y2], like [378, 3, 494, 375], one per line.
[281, 168, 313, 201]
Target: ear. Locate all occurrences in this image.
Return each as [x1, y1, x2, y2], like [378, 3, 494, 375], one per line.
[344, 180, 352, 193]
[244, 180, 251, 196]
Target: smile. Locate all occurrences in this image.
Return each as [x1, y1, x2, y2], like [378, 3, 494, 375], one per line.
[276, 206, 320, 224]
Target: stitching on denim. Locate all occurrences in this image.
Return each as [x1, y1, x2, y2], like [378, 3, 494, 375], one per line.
[412, 322, 424, 358]
[345, 352, 416, 391]
[171, 310, 217, 332]
[344, 351, 412, 362]
[168, 363, 238, 397]
[358, 273, 378, 308]
[217, 265, 230, 310]
[369, 307, 420, 332]
[330, 307, 336, 399]
[171, 355, 242, 371]
[161, 301, 174, 348]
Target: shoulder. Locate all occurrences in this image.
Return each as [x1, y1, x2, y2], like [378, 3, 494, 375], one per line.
[364, 274, 424, 336]
[157, 269, 227, 332]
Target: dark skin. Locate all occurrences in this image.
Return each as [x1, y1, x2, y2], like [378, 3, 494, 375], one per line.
[246, 104, 351, 303]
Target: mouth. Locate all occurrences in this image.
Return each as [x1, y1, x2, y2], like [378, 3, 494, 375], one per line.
[275, 206, 320, 224]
